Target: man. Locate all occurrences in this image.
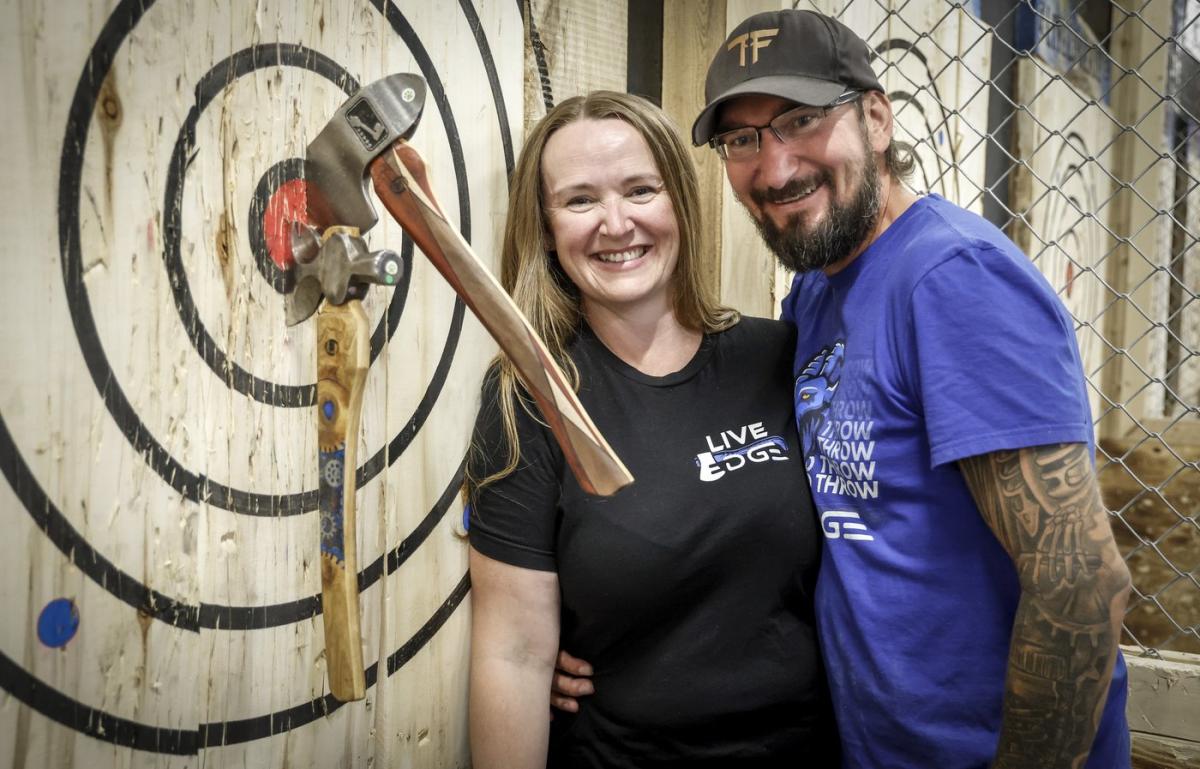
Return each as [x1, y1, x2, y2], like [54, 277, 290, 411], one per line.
[553, 9, 1132, 768]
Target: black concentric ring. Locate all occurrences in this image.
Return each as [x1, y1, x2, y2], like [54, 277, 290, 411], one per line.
[0, 573, 471, 753]
[58, 6, 471, 516]
[3, 0, 517, 750]
[162, 44, 423, 407]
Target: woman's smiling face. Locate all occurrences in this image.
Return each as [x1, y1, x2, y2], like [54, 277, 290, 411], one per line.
[541, 118, 680, 319]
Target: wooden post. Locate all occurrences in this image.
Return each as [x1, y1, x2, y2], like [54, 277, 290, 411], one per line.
[718, 0, 788, 318]
[662, 0, 728, 303]
[661, 0, 784, 317]
[1100, 0, 1174, 443]
[1006, 5, 1116, 425]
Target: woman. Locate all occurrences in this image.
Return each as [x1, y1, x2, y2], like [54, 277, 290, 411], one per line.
[467, 91, 835, 768]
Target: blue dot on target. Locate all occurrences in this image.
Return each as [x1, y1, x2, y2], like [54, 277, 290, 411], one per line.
[37, 598, 80, 649]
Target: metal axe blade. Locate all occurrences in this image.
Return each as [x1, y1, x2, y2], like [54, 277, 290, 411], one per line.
[304, 73, 427, 233]
[281, 75, 425, 325]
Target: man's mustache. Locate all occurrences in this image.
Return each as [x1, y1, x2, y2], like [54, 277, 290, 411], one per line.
[749, 172, 831, 208]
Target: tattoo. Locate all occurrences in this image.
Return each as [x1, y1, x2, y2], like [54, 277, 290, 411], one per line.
[960, 444, 1128, 769]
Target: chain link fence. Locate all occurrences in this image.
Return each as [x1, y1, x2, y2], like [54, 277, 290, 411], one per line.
[796, 0, 1200, 655]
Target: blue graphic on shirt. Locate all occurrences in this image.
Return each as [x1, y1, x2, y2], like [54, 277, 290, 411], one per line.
[794, 341, 845, 457]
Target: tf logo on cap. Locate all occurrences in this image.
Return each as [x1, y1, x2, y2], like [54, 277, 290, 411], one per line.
[727, 27, 779, 66]
[691, 9, 883, 146]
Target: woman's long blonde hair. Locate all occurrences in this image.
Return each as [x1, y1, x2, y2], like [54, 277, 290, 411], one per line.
[469, 91, 739, 493]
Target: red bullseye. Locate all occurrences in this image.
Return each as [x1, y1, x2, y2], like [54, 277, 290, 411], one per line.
[263, 178, 313, 270]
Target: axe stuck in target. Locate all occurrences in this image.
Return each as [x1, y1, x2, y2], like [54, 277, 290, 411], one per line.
[282, 73, 633, 702]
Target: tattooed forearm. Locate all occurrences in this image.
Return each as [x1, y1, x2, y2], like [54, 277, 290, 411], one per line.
[959, 444, 1130, 769]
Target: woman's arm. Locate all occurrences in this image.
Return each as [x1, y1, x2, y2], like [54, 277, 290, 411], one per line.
[469, 546, 561, 769]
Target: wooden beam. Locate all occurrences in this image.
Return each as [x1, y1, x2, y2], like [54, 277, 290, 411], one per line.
[525, 0, 629, 126]
[1132, 733, 1200, 769]
[1124, 648, 1200, 742]
[1100, 0, 1175, 442]
[1124, 647, 1200, 768]
[662, 0, 727, 302]
[719, 0, 784, 318]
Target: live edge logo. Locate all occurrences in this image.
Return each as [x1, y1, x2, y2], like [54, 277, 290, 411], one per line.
[695, 421, 789, 482]
[727, 27, 778, 66]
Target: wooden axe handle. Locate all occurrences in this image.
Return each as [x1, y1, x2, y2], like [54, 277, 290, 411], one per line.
[316, 299, 368, 702]
[369, 141, 633, 496]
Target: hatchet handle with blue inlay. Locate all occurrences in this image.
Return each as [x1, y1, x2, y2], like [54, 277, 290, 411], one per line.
[316, 295, 368, 702]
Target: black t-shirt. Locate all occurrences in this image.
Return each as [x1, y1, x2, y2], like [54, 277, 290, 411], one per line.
[469, 317, 836, 768]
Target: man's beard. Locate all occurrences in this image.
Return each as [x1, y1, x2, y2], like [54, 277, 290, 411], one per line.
[751, 150, 882, 274]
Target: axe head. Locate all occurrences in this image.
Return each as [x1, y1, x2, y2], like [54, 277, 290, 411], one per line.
[304, 73, 427, 233]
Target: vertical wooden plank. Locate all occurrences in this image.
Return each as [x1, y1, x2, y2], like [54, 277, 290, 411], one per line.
[191, 5, 362, 765]
[1101, 0, 1174, 441]
[1008, 44, 1117, 423]
[718, 0, 785, 319]
[627, 0, 664, 104]
[525, 0, 628, 126]
[0, 6, 82, 766]
[1169, 1, 1200, 415]
[662, 0, 727, 305]
[1182, 124, 1200, 410]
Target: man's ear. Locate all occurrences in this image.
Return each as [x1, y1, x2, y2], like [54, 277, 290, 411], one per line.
[861, 90, 894, 154]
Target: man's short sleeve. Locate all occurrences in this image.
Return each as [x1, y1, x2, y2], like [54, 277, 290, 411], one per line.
[908, 245, 1092, 467]
[467, 371, 562, 571]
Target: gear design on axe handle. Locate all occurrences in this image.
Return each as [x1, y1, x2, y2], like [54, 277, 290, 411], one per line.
[322, 456, 345, 488]
[318, 445, 348, 565]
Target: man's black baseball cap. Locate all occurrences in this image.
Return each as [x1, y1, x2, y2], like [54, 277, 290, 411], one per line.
[691, 9, 883, 146]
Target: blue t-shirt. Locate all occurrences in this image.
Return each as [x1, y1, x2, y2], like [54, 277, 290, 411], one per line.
[782, 195, 1129, 768]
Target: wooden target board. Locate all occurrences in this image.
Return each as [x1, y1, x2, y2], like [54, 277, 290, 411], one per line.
[524, 0, 628, 126]
[1008, 4, 1117, 423]
[1, 1, 520, 766]
[798, 0, 992, 211]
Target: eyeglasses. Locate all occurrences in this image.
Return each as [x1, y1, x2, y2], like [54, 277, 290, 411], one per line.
[709, 91, 862, 161]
